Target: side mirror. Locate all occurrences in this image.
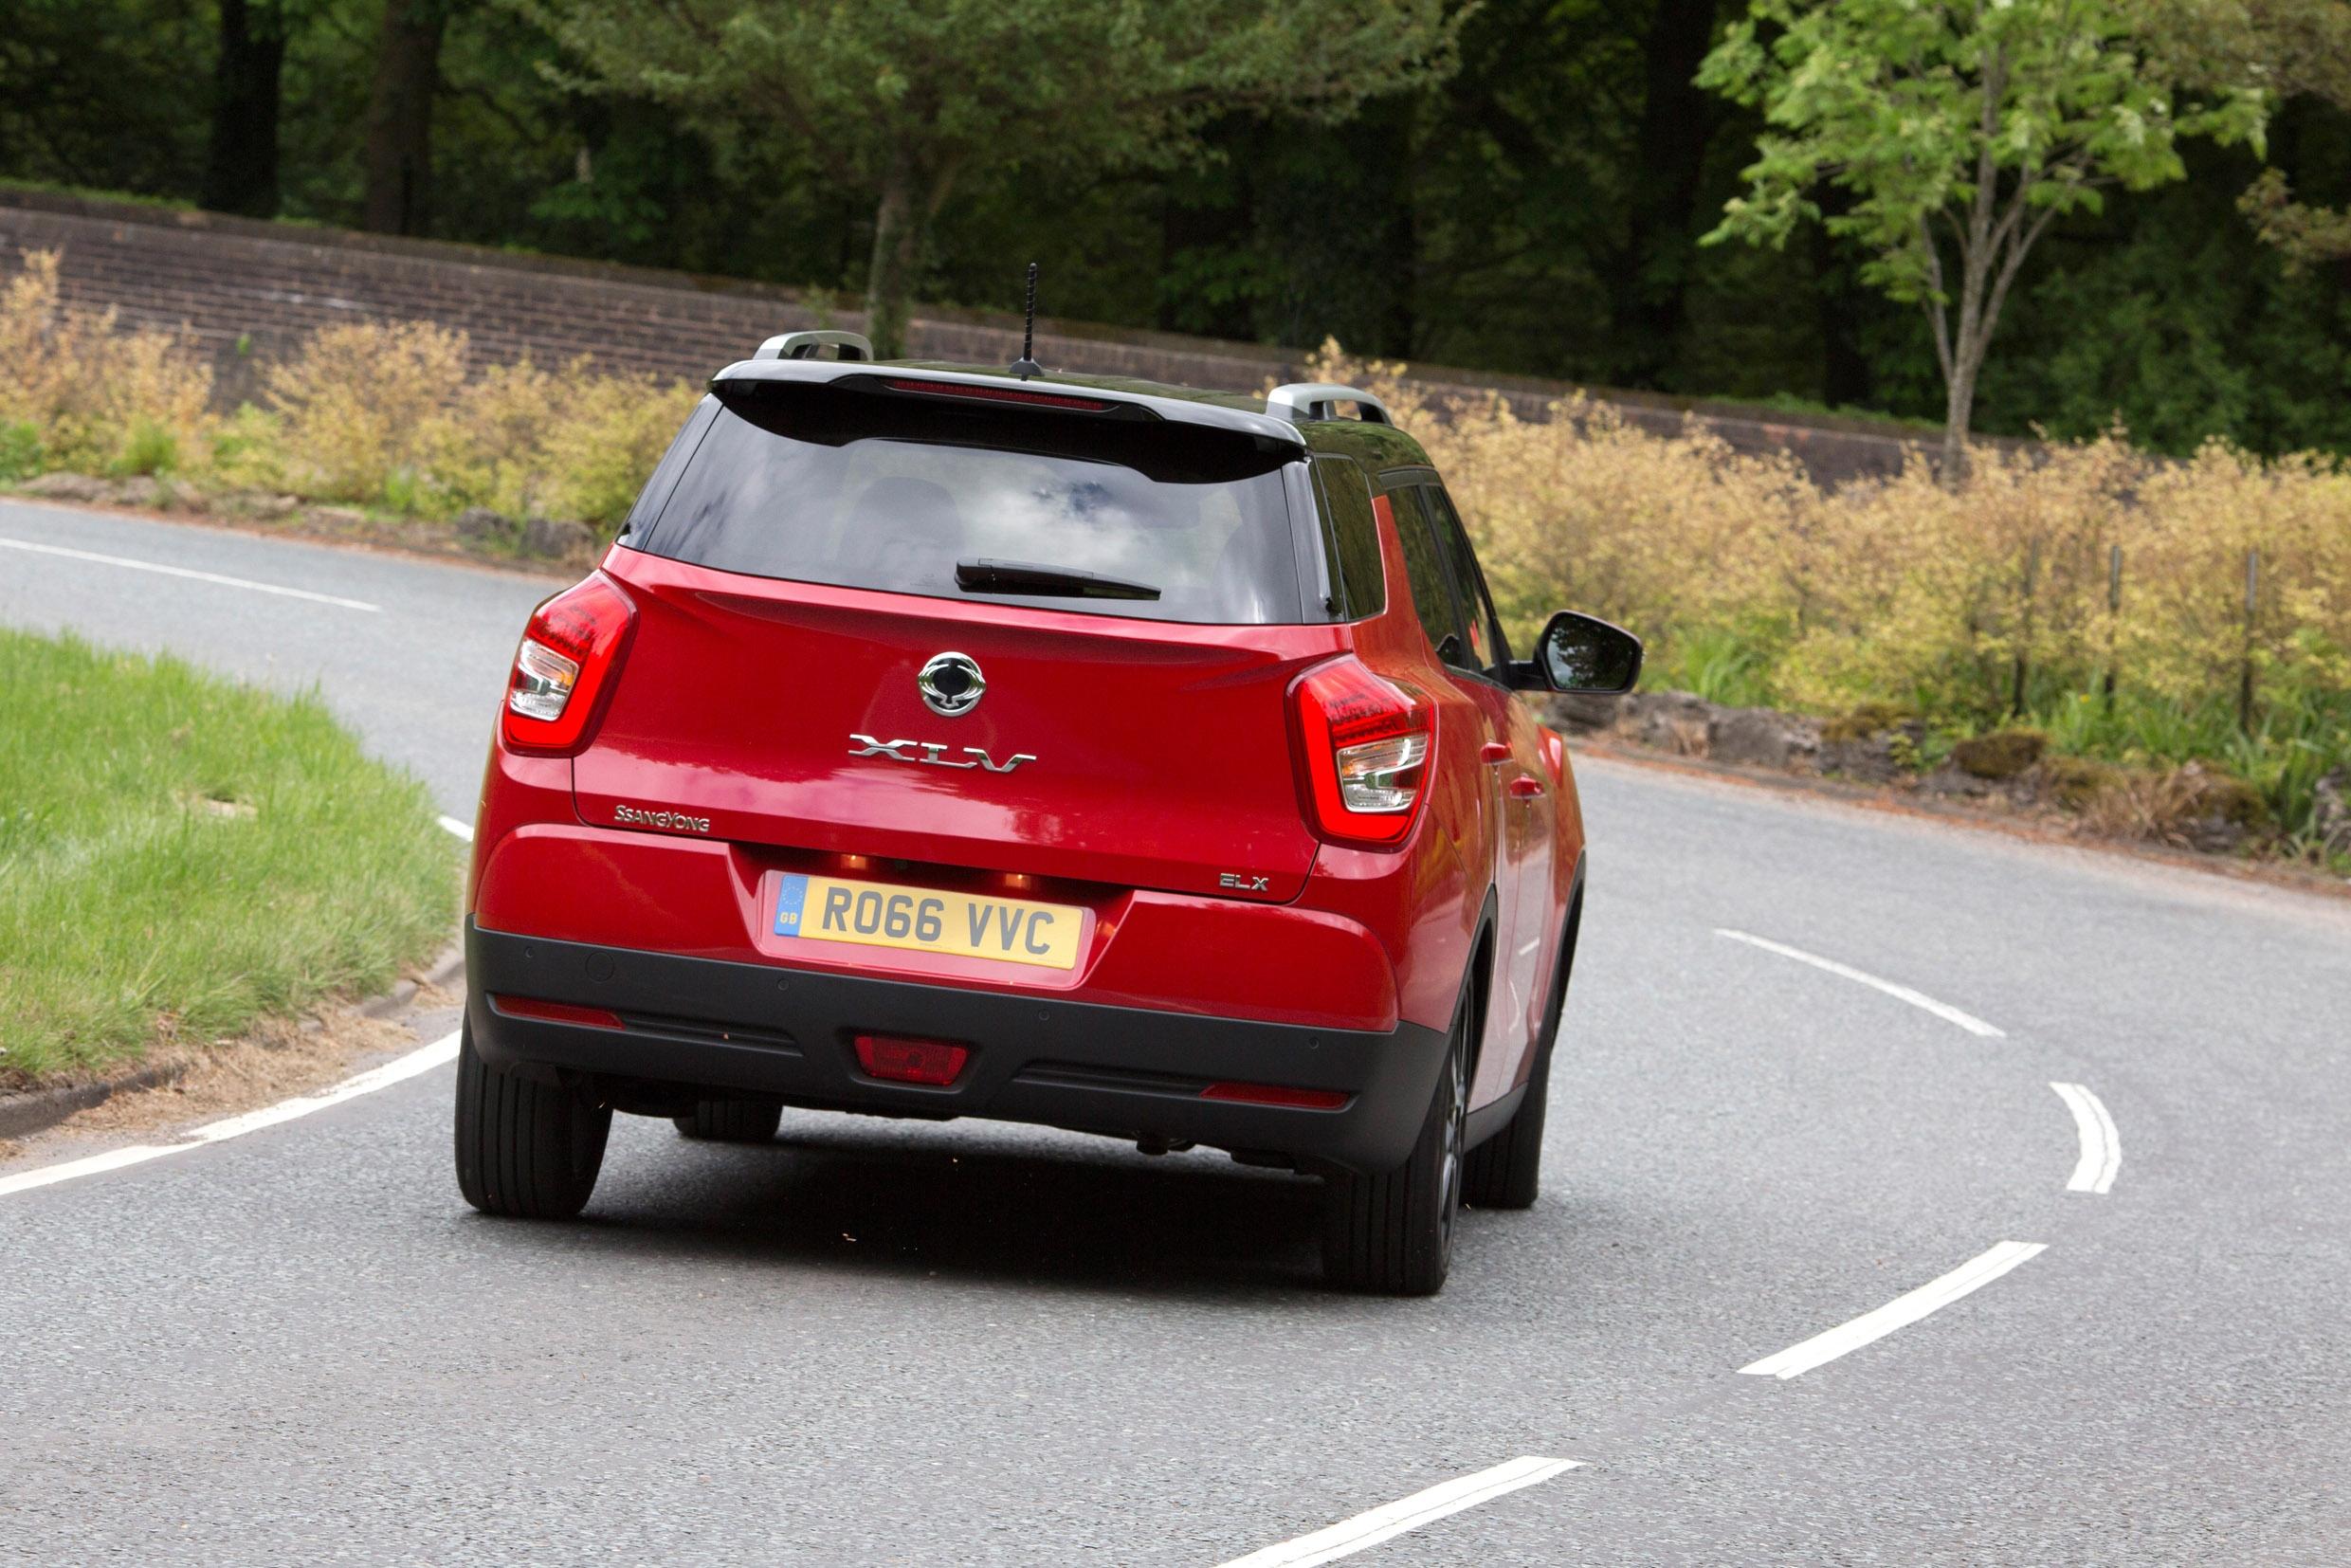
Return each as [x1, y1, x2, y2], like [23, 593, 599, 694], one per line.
[1524, 610, 1643, 694]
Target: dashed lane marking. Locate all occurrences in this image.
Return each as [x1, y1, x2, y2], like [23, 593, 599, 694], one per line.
[1715, 928, 2006, 1037]
[0, 536, 382, 611]
[1739, 1240, 2049, 1379]
[1215, 1456, 1583, 1568]
[2050, 1082, 2122, 1194]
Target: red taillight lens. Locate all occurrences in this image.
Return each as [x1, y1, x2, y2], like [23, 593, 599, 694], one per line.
[502, 573, 634, 754]
[1200, 1082, 1351, 1110]
[853, 1032, 970, 1086]
[491, 995, 626, 1030]
[1290, 657, 1431, 848]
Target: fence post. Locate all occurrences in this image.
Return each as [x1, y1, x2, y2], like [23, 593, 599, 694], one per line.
[2239, 546, 2260, 736]
[2011, 537, 2041, 719]
[2103, 543, 2123, 716]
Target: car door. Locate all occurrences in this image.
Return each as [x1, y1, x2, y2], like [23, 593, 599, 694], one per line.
[1419, 483, 1554, 1098]
[1384, 478, 1526, 1110]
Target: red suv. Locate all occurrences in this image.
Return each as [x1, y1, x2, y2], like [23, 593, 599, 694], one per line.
[456, 333, 1640, 1295]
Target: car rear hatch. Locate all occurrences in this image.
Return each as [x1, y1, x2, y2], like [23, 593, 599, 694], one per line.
[570, 371, 1338, 903]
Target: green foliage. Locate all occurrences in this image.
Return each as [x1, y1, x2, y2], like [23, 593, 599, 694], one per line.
[1701, 0, 2269, 463]
[518, 0, 1458, 354]
[108, 417, 178, 478]
[0, 629, 459, 1079]
[0, 419, 44, 482]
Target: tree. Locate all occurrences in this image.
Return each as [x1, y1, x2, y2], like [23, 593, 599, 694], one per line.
[203, 0, 292, 217]
[518, 0, 1457, 357]
[365, 1, 466, 235]
[2147, 0, 2351, 266]
[1699, 0, 2268, 478]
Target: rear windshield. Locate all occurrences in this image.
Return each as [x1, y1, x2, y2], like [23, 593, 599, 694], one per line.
[630, 379, 1305, 624]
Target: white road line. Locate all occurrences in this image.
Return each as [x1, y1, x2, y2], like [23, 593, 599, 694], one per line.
[436, 815, 474, 842]
[2050, 1082, 2122, 1194]
[1739, 1240, 2048, 1379]
[1216, 1457, 1582, 1568]
[0, 1031, 458, 1199]
[1715, 929, 2006, 1037]
[0, 537, 382, 612]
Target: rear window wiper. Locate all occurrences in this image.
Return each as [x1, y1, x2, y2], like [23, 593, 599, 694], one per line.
[954, 557, 1161, 601]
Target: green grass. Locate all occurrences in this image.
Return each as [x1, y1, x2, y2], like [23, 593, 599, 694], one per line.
[0, 629, 460, 1081]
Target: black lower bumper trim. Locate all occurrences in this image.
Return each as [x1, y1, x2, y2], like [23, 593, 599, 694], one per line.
[465, 921, 1447, 1175]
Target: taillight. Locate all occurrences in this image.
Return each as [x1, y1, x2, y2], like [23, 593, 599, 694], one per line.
[1290, 656, 1432, 848]
[502, 573, 634, 754]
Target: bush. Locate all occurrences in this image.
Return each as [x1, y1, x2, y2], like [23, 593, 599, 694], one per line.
[262, 318, 469, 503]
[0, 250, 212, 476]
[1289, 341, 2351, 845]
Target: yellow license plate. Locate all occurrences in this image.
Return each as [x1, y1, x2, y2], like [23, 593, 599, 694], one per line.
[772, 873, 1083, 970]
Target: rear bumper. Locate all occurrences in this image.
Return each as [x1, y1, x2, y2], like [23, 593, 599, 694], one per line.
[466, 921, 1448, 1176]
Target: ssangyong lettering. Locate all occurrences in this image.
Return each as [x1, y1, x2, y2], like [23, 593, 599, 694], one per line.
[613, 803, 713, 832]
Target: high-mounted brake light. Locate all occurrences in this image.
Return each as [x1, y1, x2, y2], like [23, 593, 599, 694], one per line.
[884, 376, 1113, 412]
[502, 573, 634, 754]
[1290, 657, 1432, 848]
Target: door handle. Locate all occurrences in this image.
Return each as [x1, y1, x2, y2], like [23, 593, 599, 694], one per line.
[1479, 740, 1512, 765]
[1507, 775, 1545, 800]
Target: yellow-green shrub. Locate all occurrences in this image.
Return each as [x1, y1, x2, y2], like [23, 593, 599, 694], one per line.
[0, 250, 213, 475]
[261, 318, 468, 503]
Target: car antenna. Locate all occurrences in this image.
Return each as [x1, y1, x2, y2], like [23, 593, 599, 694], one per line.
[1010, 262, 1043, 380]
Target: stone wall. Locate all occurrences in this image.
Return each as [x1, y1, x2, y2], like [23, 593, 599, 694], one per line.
[0, 187, 1941, 484]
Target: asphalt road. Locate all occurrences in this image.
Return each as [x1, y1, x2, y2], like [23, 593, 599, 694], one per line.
[3, 498, 2347, 1565]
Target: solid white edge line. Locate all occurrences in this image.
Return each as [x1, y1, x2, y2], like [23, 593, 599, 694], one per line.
[1216, 1457, 1582, 1568]
[2050, 1082, 2121, 1194]
[0, 536, 382, 612]
[1715, 929, 2006, 1037]
[0, 1031, 459, 1199]
[436, 815, 475, 842]
[1739, 1240, 2048, 1379]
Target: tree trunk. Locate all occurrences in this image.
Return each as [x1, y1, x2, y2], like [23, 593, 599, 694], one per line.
[863, 155, 951, 360]
[1613, 0, 1723, 386]
[864, 163, 920, 360]
[201, 0, 285, 218]
[363, 0, 449, 236]
[1941, 349, 1977, 485]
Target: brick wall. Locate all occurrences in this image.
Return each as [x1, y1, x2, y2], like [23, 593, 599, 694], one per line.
[0, 188, 1940, 483]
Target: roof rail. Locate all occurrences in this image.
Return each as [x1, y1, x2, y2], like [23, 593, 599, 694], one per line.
[1266, 382, 1394, 427]
[754, 329, 875, 363]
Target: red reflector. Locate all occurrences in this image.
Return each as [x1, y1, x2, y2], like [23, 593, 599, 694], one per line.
[884, 376, 1113, 412]
[1200, 1082, 1350, 1110]
[493, 995, 625, 1030]
[854, 1032, 970, 1086]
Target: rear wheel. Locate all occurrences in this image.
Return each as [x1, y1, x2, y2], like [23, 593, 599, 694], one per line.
[1321, 993, 1469, 1297]
[454, 1019, 611, 1219]
[673, 1099, 783, 1143]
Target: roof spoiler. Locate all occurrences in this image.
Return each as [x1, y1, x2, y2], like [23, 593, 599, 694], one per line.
[754, 329, 874, 363]
[1266, 383, 1394, 427]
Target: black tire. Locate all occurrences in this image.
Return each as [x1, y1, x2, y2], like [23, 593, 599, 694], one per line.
[673, 1099, 783, 1143]
[1321, 992, 1470, 1297]
[1465, 898, 1580, 1212]
[1462, 1054, 1548, 1210]
[453, 1018, 611, 1219]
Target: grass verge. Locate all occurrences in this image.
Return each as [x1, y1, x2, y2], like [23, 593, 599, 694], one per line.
[0, 629, 459, 1083]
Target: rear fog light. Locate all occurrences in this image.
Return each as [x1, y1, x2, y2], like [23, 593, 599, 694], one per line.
[854, 1032, 971, 1086]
